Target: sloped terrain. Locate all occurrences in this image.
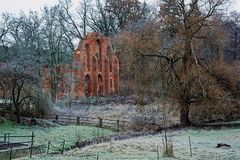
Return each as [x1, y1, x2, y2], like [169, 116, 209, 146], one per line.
[0, 120, 114, 151]
[23, 127, 240, 160]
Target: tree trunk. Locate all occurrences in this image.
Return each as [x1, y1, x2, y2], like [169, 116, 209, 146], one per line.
[15, 106, 21, 123]
[51, 91, 57, 102]
[179, 37, 193, 126]
[233, 51, 237, 60]
[183, 37, 193, 72]
[180, 101, 191, 126]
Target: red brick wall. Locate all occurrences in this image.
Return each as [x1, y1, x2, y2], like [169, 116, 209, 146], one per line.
[43, 32, 119, 99]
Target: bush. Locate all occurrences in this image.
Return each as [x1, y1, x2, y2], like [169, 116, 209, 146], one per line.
[129, 104, 164, 131]
[21, 90, 51, 118]
[190, 99, 240, 123]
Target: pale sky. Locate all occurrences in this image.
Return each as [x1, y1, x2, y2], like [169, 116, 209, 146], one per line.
[0, 0, 239, 16]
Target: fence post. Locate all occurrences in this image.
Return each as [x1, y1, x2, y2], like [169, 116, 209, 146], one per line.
[9, 147, 12, 160]
[109, 138, 113, 152]
[116, 120, 120, 132]
[189, 136, 192, 157]
[55, 115, 59, 121]
[61, 140, 65, 154]
[7, 133, 10, 148]
[77, 117, 80, 125]
[47, 141, 50, 154]
[96, 152, 99, 160]
[4, 134, 6, 143]
[30, 132, 34, 158]
[99, 118, 102, 128]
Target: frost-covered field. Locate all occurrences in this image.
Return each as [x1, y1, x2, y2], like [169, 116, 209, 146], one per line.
[53, 102, 180, 127]
[0, 120, 114, 150]
[24, 127, 240, 160]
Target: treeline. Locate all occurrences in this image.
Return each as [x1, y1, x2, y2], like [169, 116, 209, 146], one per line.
[0, 0, 239, 125]
[0, 0, 155, 123]
[114, 0, 240, 126]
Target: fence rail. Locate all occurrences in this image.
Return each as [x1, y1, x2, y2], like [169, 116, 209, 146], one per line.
[0, 132, 35, 160]
[45, 114, 128, 132]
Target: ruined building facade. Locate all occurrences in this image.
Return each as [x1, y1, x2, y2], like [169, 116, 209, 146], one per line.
[73, 32, 119, 98]
[43, 32, 119, 99]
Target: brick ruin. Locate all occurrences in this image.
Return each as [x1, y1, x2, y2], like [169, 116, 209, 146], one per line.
[43, 32, 119, 99]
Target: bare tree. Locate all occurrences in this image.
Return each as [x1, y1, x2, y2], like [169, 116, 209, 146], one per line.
[136, 0, 229, 126]
[0, 12, 46, 122]
[86, 0, 117, 36]
[42, 6, 73, 101]
[77, 0, 92, 37]
[58, 0, 84, 41]
[0, 13, 12, 62]
[105, 0, 147, 30]
[0, 14, 11, 43]
[87, 0, 154, 36]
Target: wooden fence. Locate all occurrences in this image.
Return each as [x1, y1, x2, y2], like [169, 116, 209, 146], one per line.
[45, 114, 128, 132]
[0, 132, 35, 159]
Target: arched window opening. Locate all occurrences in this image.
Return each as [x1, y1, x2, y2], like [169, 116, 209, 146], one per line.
[110, 79, 113, 94]
[96, 39, 102, 71]
[84, 74, 91, 97]
[104, 57, 109, 95]
[113, 57, 119, 93]
[85, 44, 90, 71]
[98, 74, 103, 96]
[104, 57, 108, 72]
[107, 46, 112, 72]
[93, 56, 97, 71]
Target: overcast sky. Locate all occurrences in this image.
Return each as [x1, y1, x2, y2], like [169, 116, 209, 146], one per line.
[0, 0, 239, 16]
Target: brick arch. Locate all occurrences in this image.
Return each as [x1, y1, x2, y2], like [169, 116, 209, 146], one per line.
[113, 56, 119, 93]
[104, 56, 109, 95]
[84, 74, 92, 97]
[98, 74, 103, 96]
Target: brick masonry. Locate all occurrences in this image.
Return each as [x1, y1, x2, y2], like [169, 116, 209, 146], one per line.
[43, 32, 119, 99]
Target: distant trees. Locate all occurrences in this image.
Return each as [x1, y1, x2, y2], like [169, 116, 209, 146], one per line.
[105, 0, 149, 30]
[86, 0, 155, 36]
[77, 0, 91, 37]
[39, 0, 154, 100]
[41, 6, 73, 101]
[224, 11, 240, 61]
[0, 0, 239, 125]
[87, 0, 117, 36]
[58, 0, 85, 41]
[0, 12, 45, 123]
[0, 14, 12, 60]
[113, 20, 162, 96]
[0, 14, 11, 43]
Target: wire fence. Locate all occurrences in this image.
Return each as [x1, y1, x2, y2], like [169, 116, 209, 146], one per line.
[47, 140, 65, 155]
[0, 130, 194, 160]
[44, 134, 194, 160]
